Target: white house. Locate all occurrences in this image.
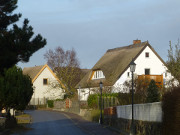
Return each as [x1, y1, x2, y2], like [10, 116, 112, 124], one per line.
[23, 64, 66, 105]
[76, 40, 174, 101]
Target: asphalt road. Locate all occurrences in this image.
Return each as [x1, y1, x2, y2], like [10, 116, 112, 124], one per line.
[12, 110, 89, 135]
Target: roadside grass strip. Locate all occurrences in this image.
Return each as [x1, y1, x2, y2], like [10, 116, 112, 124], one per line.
[15, 114, 32, 124]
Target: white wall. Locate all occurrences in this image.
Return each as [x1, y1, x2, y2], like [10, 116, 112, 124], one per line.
[32, 67, 65, 102]
[78, 87, 99, 101]
[116, 102, 162, 122]
[113, 46, 173, 92]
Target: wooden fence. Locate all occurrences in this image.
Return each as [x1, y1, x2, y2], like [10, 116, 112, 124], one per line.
[138, 75, 163, 88]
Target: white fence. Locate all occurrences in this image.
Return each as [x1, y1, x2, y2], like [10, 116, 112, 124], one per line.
[116, 102, 162, 122]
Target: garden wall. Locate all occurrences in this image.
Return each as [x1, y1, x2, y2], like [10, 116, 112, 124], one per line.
[117, 102, 162, 122]
[104, 102, 162, 135]
[53, 99, 80, 114]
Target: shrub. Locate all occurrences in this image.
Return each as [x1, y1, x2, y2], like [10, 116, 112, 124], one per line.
[47, 100, 54, 108]
[87, 93, 120, 109]
[117, 93, 131, 105]
[87, 94, 98, 108]
[162, 87, 180, 135]
[146, 80, 160, 103]
[117, 92, 149, 105]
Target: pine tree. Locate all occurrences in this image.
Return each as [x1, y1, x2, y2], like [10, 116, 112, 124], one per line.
[146, 80, 160, 103]
[0, 0, 46, 72]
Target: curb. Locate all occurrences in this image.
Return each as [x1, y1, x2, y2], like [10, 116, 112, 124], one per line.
[61, 112, 94, 135]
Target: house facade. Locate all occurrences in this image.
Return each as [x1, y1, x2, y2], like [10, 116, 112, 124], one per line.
[77, 40, 174, 101]
[23, 64, 65, 105]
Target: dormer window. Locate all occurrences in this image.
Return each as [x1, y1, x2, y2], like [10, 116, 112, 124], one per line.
[92, 70, 105, 80]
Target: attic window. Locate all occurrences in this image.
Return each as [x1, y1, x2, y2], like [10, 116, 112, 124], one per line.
[92, 70, 105, 80]
[43, 78, 48, 85]
[145, 52, 149, 58]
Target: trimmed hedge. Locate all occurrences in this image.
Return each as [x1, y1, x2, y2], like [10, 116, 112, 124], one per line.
[117, 92, 146, 105]
[87, 92, 146, 108]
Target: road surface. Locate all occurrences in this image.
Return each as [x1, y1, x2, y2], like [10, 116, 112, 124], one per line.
[12, 110, 89, 135]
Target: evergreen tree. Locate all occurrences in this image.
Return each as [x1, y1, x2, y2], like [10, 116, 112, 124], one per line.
[0, 66, 33, 111]
[146, 80, 160, 103]
[0, 0, 46, 72]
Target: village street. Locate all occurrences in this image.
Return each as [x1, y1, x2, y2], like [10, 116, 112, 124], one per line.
[12, 110, 119, 135]
[12, 110, 88, 135]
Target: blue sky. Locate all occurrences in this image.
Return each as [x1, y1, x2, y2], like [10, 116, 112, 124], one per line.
[17, 0, 180, 69]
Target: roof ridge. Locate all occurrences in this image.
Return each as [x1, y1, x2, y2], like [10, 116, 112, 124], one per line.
[24, 65, 45, 69]
[107, 41, 148, 53]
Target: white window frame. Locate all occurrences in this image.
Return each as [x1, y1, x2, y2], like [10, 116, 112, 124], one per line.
[92, 70, 105, 80]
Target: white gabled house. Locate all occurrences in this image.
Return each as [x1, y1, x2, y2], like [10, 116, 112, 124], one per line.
[76, 40, 175, 101]
[23, 64, 66, 105]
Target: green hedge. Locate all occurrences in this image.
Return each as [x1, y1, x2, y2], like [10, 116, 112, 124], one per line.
[87, 93, 119, 109]
[87, 94, 98, 108]
[87, 92, 149, 109]
[47, 100, 54, 108]
[117, 92, 147, 105]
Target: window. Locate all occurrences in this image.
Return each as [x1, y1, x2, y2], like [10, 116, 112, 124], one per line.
[145, 52, 149, 58]
[92, 70, 105, 79]
[43, 78, 48, 85]
[145, 69, 150, 75]
[127, 72, 129, 77]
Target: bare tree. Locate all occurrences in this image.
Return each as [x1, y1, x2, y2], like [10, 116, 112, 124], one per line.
[44, 47, 82, 93]
[167, 39, 180, 83]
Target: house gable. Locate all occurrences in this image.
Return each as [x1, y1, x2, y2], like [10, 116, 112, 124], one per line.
[33, 66, 61, 88]
[23, 64, 66, 103]
[135, 45, 167, 75]
[113, 45, 170, 92]
[24, 64, 65, 89]
[116, 43, 167, 80]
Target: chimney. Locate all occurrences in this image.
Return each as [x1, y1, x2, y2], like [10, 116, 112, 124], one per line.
[133, 39, 141, 44]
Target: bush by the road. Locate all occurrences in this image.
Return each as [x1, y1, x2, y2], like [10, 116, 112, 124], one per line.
[162, 87, 180, 135]
[87, 94, 98, 109]
[47, 100, 54, 108]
